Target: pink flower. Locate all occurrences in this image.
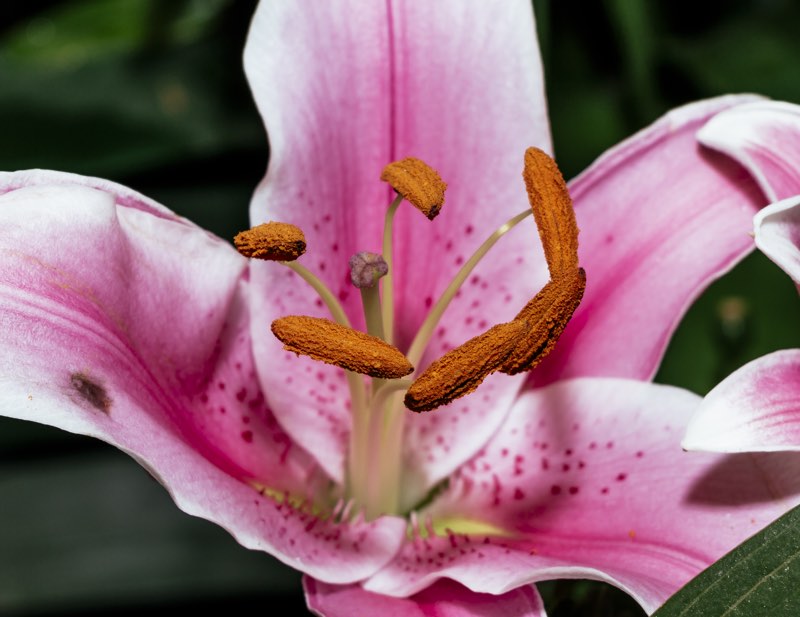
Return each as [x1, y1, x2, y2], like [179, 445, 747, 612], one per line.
[683, 103, 800, 454]
[3, 2, 800, 615]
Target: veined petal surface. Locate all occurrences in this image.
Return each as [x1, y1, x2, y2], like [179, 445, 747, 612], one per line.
[244, 0, 551, 487]
[0, 176, 405, 583]
[532, 96, 770, 386]
[364, 379, 800, 614]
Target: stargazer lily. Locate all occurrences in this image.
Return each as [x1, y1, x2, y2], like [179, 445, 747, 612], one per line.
[3, 2, 800, 616]
[683, 103, 800, 454]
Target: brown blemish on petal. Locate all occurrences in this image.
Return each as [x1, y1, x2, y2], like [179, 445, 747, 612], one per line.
[500, 268, 586, 374]
[271, 316, 413, 379]
[70, 373, 112, 414]
[405, 320, 528, 412]
[381, 157, 447, 220]
[234, 222, 306, 261]
[523, 147, 579, 277]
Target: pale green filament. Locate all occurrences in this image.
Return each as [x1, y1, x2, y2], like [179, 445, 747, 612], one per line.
[279, 260, 371, 508]
[346, 369, 370, 508]
[282, 261, 351, 328]
[370, 207, 533, 516]
[380, 193, 404, 345]
[371, 378, 414, 411]
[282, 204, 535, 520]
[363, 380, 412, 519]
[406, 208, 532, 366]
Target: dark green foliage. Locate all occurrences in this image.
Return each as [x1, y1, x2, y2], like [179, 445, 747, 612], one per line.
[654, 505, 800, 617]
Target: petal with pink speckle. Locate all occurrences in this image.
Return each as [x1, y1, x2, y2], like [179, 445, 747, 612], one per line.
[0, 177, 406, 584]
[244, 0, 550, 485]
[364, 378, 800, 614]
[531, 96, 770, 386]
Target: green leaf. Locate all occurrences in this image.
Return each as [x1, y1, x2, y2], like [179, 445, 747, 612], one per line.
[664, 10, 800, 103]
[603, 0, 660, 122]
[653, 504, 800, 617]
[1, 0, 227, 67]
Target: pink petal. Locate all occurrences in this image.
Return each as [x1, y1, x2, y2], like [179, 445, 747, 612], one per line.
[530, 96, 769, 386]
[304, 577, 546, 617]
[754, 195, 800, 285]
[0, 178, 406, 583]
[364, 378, 800, 614]
[1, 168, 188, 221]
[697, 101, 800, 202]
[683, 350, 800, 452]
[244, 1, 551, 485]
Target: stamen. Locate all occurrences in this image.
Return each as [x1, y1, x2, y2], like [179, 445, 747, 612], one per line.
[404, 148, 585, 410]
[404, 320, 528, 412]
[381, 157, 447, 220]
[234, 221, 306, 261]
[405, 209, 531, 367]
[523, 147, 580, 276]
[271, 315, 413, 379]
[500, 267, 586, 374]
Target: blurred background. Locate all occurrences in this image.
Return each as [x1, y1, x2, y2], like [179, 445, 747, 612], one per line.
[1, 1, 799, 615]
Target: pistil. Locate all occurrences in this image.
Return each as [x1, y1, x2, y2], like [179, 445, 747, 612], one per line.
[349, 251, 389, 340]
[234, 147, 584, 522]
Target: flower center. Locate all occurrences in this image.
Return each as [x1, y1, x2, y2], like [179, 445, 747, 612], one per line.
[234, 148, 584, 521]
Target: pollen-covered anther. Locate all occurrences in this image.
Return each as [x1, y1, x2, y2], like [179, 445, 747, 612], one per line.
[523, 147, 580, 277]
[404, 320, 529, 412]
[381, 157, 447, 220]
[500, 267, 586, 375]
[271, 315, 413, 379]
[234, 221, 306, 261]
[348, 251, 388, 288]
